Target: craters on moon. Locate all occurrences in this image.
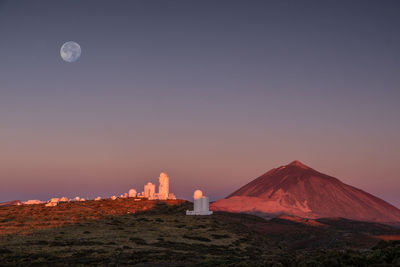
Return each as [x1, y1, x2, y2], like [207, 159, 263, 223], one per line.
[60, 41, 81, 62]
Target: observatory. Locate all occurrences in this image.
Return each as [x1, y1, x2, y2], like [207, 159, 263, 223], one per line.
[144, 182, 156, 199]
[138, 172, 176, 200]
[128, 189, 137, 198]
[158, 172, 169, 200]
[24, 200, 43, 205]
[186, 190, 213, 215]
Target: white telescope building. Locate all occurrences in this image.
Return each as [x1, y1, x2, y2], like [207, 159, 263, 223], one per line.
[186, 190, 213, 215]
[128, 189, 137, 198]
[158, 172, 169, 200]
[144, 182, 156, 199]
[137, 172, 176, 200]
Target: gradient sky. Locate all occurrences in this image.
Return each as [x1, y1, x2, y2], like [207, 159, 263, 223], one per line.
[1, 0, 399, 207]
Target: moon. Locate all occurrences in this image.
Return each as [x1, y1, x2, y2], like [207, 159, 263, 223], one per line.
[60, 41, 81, 62]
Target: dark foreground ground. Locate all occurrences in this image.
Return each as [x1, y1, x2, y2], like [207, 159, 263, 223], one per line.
[1, 200, 400, 266]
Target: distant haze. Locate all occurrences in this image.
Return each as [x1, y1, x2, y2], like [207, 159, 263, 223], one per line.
[0, 0, 399, 208]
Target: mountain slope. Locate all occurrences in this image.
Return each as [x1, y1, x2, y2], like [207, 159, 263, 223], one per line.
[211, 161, 400, 223]
[0, 200, 22, 207]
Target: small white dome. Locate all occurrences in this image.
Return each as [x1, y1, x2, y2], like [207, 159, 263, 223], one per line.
[193, 190, 203, 200]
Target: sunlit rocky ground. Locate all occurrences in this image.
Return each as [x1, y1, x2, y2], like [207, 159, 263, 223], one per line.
[0, 200, 400, 266]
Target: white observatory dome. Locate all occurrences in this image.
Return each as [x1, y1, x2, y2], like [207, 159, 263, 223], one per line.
[128, 189, 137, 198]
[186, 189, 213, 216]
[193, 190, 203, 200]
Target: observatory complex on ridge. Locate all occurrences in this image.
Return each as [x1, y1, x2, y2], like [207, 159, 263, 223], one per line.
[35, 172, 176, 207]
[138, 172, 176, 200]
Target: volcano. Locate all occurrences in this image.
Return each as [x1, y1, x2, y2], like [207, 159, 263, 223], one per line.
[211, 161, 400, 223]
[0, 200, 22, 207]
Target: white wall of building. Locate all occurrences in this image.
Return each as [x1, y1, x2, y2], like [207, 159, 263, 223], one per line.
[144, 182, 156, 199]
[128, 189, 137, 198]
[158, 172, 169, 200]
[186, 190, 213, 216]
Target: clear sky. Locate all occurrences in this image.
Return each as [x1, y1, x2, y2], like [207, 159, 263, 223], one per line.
[0, 0, 399, 207]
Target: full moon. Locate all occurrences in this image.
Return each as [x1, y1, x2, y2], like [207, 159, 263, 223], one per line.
[60, 41, 81, 62]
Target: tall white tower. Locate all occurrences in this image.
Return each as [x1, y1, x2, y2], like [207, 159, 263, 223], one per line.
[193, 190, 203, 212]
[158, 172, 169, 200]
[144, 182, 155, 199]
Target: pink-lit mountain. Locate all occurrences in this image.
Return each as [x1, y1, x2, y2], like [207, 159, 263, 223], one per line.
[211, 161, 400, 223]
[0, 200, 22, 207]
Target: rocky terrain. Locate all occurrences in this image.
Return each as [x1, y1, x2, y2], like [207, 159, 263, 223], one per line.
[0, 198, 183, 236]
[0, 200, 400, 266]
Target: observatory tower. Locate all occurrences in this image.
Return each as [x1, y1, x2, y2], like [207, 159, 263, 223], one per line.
[158, 172, 169, 200]
[186, 190, 213, 215]
[144, 182, 155, 199]
[128, 189, 137, 198]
